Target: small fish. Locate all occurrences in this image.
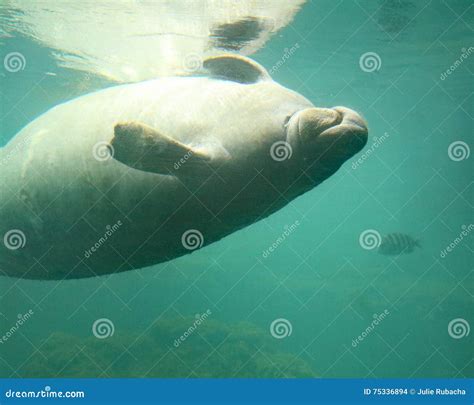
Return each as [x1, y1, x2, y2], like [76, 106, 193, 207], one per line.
[378, 233, 420, 255]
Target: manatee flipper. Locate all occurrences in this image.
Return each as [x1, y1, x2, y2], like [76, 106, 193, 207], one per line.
[203, 54, 271, 84]
[111, 122, 212, 175]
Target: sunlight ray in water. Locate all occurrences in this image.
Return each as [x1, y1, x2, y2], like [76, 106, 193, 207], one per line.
[0, 0, 305, 81]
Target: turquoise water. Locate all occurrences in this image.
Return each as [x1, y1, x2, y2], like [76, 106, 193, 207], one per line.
[0, 0, 472, 378]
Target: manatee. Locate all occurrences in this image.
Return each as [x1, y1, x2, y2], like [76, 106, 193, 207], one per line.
[0, 55, 368, 280]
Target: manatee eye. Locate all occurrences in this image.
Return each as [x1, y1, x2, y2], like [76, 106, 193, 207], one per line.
[283, 115, 292, 127]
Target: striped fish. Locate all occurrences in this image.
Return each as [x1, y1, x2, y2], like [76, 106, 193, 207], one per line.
[378, 233, 420, 255]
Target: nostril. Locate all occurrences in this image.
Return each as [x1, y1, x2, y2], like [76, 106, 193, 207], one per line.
[283, 114, 292, 127]
[332, 106, 368, 132]
[298, 108, 342, 139]
[316, 108, 342, 128]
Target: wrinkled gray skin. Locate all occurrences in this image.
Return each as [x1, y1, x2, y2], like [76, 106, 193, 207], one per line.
[0, 55, 367, 280]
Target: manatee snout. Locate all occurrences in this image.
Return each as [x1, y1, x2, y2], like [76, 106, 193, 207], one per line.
[288, 106, 368, 175]
[293, 106, 368, 151]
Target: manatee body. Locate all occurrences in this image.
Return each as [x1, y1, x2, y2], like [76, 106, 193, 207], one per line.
[0, 55, 368, 280]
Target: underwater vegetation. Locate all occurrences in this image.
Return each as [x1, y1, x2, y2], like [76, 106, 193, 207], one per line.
[14, 318, 315, 378]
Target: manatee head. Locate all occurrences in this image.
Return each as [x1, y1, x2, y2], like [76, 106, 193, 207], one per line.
[110, 54, 368, 203]
[283, 105, 368, 185]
